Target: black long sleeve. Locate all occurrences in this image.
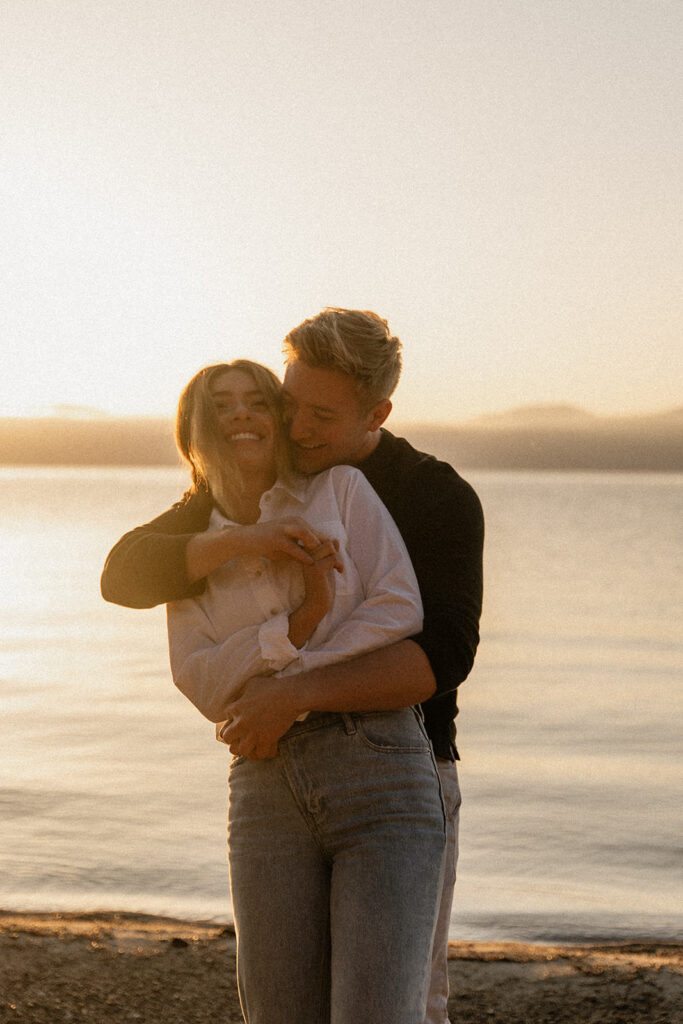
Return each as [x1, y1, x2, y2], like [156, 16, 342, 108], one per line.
[100, 489, 213, 608]
[360, 431, 484, 758]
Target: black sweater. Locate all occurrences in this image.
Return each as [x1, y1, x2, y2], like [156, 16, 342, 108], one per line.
[101, 429, 484, 759]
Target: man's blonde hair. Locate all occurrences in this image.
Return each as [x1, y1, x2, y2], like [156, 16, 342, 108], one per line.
[175, 360, 290, 517]
[283, 308, 402, 402]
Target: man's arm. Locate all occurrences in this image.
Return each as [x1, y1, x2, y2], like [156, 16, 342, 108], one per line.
[100, 491, 213, 608]
[220, 638, 435, 760]
[408, 470, 484, 697]
[101, 489, 320, 609]
[184, 518, 320, 583]
[222, 462, 484, 760]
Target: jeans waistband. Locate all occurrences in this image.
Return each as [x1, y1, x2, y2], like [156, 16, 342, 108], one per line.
[281, 710, 357, 741]
[280, 707, 423, 743]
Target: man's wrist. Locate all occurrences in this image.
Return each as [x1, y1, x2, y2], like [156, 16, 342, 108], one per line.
[219, 524, 250, 560]
[272, 674, 310, 720]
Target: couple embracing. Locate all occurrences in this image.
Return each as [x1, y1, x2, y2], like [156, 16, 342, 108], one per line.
[101, 307, 484, 1024]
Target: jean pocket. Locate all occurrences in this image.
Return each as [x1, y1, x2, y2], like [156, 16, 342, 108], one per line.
[436, 759, 462, 818]
[355, 709, 432, 754]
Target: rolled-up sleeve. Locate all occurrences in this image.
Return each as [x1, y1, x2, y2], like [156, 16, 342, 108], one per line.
[167, 602, 300, 723]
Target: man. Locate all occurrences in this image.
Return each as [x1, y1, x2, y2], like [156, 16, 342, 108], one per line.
[101, 308, 484, 1024]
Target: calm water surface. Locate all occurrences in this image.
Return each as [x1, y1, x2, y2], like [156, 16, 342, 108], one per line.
[1, 462, 681, 942]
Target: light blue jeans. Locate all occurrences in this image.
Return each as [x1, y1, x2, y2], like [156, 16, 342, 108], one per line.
[227, 708, 447, 1024]
[424, 759, 462, 1024]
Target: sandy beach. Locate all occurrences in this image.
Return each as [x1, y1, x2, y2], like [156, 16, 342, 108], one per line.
[1, 911, 680, 1024]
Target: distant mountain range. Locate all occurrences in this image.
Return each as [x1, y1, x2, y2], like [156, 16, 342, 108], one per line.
[402, 406, 682, 471]
[0, 405, 681, 471]
[467, 403, 683, 429]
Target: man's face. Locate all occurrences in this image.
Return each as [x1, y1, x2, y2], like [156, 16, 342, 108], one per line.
[282, 360, 389, 474]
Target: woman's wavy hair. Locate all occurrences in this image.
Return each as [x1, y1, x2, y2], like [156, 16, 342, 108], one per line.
[175, 360, 291, 517]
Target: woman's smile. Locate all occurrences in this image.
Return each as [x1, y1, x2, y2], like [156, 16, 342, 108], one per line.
[210, 368, 277, 475]
[225, 430, 266, 442]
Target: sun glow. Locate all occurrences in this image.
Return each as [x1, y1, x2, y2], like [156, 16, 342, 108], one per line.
[2, 1, 681, 423]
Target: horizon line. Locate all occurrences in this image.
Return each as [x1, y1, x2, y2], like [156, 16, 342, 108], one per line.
[2, 401, 682, 425]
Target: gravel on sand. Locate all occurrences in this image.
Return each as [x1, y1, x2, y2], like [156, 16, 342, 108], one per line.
[1, 911, 680, 1024]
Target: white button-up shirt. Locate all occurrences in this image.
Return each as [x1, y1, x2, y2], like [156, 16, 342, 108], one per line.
[166, 465, 423, 728]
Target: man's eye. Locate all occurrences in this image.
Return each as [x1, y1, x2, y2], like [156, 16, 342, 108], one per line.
[251, 400, 267, 410]
[314, 411, 333, 422]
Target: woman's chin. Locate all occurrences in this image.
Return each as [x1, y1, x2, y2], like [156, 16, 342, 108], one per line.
[232, 451, 277, 482]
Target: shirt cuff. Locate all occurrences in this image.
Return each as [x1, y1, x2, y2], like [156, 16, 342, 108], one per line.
[258, 612, 301, 670]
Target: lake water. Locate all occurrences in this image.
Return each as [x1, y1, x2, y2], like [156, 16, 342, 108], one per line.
[1, 459, 681, 943]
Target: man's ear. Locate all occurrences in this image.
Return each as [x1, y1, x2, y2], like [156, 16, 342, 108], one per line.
[367, 399, 392, 432]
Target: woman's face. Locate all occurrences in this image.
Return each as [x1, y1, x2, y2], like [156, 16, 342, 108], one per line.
[210, 369, 278, 477]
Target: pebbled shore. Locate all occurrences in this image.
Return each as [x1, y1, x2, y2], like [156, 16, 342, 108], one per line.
[1, 911, 681, 1024]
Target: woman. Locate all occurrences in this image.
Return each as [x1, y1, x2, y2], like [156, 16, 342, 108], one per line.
[166, 361, 445, 1024]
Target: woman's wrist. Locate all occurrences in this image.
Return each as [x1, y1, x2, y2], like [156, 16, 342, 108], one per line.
[288, 595, 328, 649]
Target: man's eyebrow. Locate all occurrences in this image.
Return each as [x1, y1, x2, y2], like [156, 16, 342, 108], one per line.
[282, 390, 335, 414]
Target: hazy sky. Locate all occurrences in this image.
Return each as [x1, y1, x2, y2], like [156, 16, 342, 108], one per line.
[2, 0, 681, 422]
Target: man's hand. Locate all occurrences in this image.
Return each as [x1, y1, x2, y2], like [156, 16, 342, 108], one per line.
[241, 518, 322, 564]
[220, 676, 302, 760]
[186, 516, 321, 583]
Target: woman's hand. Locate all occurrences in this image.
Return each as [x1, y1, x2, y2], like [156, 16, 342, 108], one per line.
[288, 538, 343, 649]
[301, 537, 343, 618]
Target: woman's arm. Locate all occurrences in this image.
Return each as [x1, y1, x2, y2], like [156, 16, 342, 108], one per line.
[286, 538, 342, 647]
[282, 467, 424, 677]
[167, 536, 342, 723]
[168, 593, 320, 722]
[167, 600, 291, 722]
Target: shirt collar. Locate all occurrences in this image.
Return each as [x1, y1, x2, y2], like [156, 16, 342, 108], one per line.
[264, 473, 309, 505]
[209, 475, 309, 529]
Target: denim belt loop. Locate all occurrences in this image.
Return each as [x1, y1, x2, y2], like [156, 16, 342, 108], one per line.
[341, 712, 357, 735]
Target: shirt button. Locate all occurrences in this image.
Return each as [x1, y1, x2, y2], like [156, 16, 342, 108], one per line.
[270, 608, 278, 616]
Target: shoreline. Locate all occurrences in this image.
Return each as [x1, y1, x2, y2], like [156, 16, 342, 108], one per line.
[1, 907, 680, 954]
[1, 911, 681, 1023]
